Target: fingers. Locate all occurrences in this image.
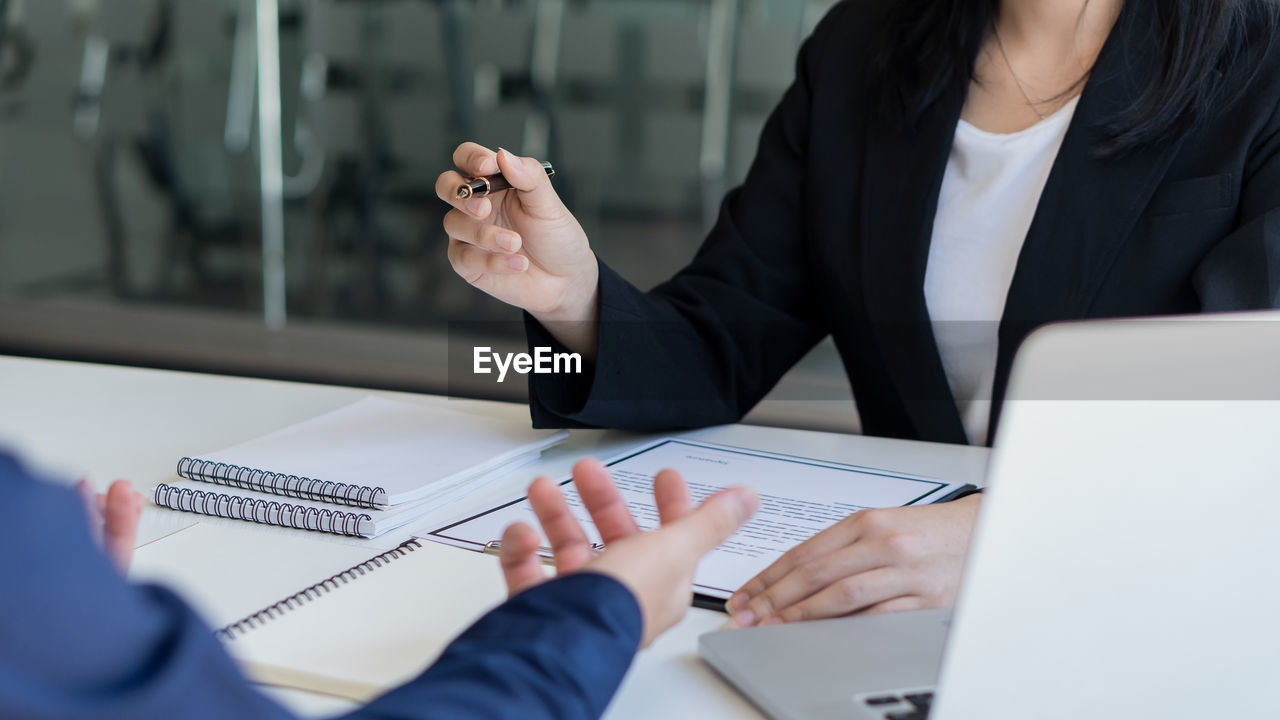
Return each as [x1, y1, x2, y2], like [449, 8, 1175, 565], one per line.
[527, 476, 596, 572]
[499, 521, 547, 597]
[494, 148, 562, 217]
[435, 144, 499, 218]
[435, 170, 496, 218]
[571, 459, 639, 544]
[759, 569, 914, 624]
[74, 478, 101, 519]
[727, 513, 867, 613]
[447, 238, 529, 284]
[75, 479, 105, 548]
[437, 144, 554, 222]
[856, 595, 924, 616]
[102, 480, 143, 573]
[671, 487, 758, 556]
[453, 142, 498, 177]
[74, 477, 93, 504]
[653, 469, 692, 525]
[730, 541, 885, 627]
[443, 210, 522, 254]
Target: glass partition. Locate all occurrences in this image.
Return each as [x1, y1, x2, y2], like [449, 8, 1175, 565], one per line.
[0, 0, 853, 431]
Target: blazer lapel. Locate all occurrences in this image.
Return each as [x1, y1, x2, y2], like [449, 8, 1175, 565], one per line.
[990, 1, 1191, 430]
[860, 83, 970, 445]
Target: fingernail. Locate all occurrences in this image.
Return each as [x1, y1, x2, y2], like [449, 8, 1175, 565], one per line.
[759, 615, 782, 626]
[507, 255, 528, 272]
[731, 610, 755, 628]
[496, 232, 519, 252]
[465, 197, 485, 216]
[734, 487, 758, 516]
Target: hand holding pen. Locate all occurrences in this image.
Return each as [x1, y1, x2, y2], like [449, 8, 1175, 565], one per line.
[455, 161, 555, 200]
[435, 144, 602, 357]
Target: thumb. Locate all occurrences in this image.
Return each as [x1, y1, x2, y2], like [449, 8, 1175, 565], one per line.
[496, 148, 561, 216]
[673, 487, 758, 556]
[499, 521, 548, 597]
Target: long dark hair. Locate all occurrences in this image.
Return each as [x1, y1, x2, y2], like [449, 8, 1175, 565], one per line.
[867, 0, 1277, 155]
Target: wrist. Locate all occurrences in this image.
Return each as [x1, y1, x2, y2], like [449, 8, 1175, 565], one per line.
[535, 259, 600, 326]
[580, 566, 651, 646]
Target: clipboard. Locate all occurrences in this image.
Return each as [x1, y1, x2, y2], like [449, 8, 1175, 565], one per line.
[422, 438, 976, 612]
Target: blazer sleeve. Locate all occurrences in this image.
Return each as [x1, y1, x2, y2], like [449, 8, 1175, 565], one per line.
[0, 452, 294, 720]
[526, 3, 852, 431]
[1194, 94, 1280, 309]
[363, 573, 642, 720]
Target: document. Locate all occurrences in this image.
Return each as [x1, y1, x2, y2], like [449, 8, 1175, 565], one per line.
[426, 439, 969, 600]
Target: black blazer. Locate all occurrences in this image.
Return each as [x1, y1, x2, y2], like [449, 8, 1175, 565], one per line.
[527, 0, 1280, 445]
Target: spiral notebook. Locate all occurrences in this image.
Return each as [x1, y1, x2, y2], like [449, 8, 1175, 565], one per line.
[151, 396, 568, 538]
[217, 537, 507, 702]
[131, 523, 508, 702]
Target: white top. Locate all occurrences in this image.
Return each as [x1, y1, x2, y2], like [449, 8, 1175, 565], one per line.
[924, 96, 1079, 444]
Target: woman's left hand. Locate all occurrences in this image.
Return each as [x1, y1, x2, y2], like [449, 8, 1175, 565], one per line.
[726, 495, 982, 626]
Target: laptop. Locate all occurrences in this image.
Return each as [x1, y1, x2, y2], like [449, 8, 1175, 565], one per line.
[700, 312, 1280, 720]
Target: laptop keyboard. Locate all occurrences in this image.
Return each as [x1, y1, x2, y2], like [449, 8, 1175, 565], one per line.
[861, 690, 934, 719]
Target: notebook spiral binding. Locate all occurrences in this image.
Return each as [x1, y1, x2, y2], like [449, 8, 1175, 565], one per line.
[177, 457, 387, 509]
[153, 483, 374, 538]
[215, 539, 423, 640]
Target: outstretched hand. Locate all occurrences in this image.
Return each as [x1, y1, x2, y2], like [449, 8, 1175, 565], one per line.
[500, 458, 758, 646]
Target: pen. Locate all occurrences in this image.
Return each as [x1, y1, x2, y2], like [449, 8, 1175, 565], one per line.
[456, 161, 555, 200]
[482, 539, 603, 566]
[481, 540, 730, 613]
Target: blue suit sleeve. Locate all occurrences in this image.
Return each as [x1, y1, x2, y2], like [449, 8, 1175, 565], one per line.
[0, 452, 294, 720]
[0, 450, 643, 720]
[362, 573, 643, 720]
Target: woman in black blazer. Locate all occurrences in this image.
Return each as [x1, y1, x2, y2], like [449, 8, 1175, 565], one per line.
[436, 0, 1280, 626]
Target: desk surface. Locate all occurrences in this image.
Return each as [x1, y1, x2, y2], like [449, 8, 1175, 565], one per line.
[0, 355, 990, 720]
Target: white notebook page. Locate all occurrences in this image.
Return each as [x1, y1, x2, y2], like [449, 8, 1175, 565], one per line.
[130, 523, 384, 629]
[132, 522, 509, 701]
[223, 540, 508, 701]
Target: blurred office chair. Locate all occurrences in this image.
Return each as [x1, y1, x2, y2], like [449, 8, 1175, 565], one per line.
[380, 0, 474, 321]
[75, 0, 265, 305]
[0, 0, 34, 96]
[635, 0, 739, 230]
[466, 0, 536, 152]
[74, 0, 160, 298]
[547, 4, 619, 227]
[300, 0, 480, 322]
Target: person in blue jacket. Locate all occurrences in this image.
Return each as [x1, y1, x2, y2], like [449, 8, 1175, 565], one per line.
[0, 450, 757, 719]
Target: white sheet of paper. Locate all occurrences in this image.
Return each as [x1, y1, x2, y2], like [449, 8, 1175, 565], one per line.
[425, 439, 967, 599]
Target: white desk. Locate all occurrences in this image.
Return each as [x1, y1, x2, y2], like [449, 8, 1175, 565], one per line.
[0, 355, 990, 719]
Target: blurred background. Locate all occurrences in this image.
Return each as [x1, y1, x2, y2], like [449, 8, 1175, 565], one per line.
[0, 0, 854, 431]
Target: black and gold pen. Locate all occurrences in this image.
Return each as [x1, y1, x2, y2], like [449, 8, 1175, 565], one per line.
[456, 161, 555, 200]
